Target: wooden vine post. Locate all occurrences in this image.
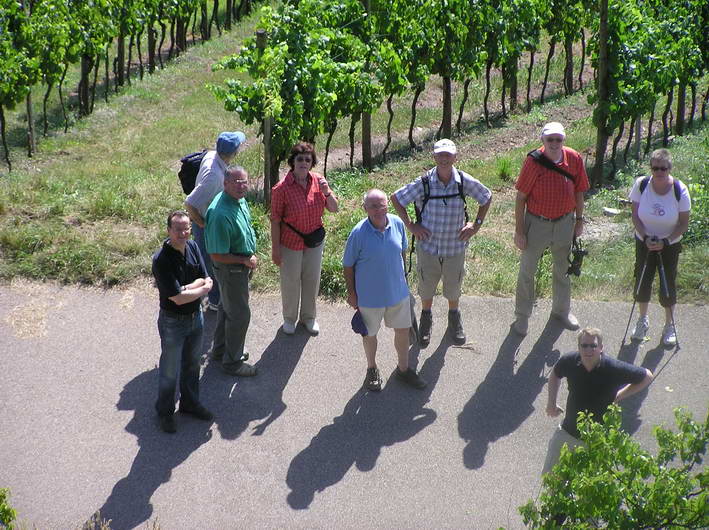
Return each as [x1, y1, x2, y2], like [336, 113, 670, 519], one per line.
[361, 0, 372, 171]
[256, 29, 273, 206]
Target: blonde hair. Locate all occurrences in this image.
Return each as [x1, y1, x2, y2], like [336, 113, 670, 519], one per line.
[577, 327, 603, 347]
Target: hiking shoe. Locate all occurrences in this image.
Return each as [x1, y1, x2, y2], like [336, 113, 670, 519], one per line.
[631, 316, 649, 341]
[419, 310, 432, 348]
[552, 312, 580, 331]
[223, 362, 257, 377]
[209, 349, 223, 362]
[159, 415, 177, 434]
[365, 367, 382, 392]
[448, 310, 466, 345]
[512, 315, 528, 336]
[282, 320, 296, 335]
[394, 367, 427, 389]
[662, 323, 677, 347]
[178, 404, 214, 422]
[303, 319, 320, 336]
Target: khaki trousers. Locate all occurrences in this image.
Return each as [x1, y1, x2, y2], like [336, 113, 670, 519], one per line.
[541, 425, 584, 475]
[280, 243, 324, 324]
[515, 212, 575, 319]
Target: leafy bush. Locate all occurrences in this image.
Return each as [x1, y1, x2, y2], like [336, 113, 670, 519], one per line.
[520, 406, 709, 528]
[0, 488, 17, 529]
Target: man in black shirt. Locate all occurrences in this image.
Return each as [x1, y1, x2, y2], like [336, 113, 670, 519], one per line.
[151, 211, 214, 433]
[542, 327, 653, 474]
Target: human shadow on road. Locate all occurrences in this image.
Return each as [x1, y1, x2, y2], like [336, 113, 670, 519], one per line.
[92, 368, 213, 530]
[285, 338, 449, 510]
[617, 342, 667, 435]
[201, 329, 310, 441]
[458, 320, 563, 469]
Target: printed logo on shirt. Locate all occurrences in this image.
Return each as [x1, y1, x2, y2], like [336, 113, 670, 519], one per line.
[651, 203, 665, 217]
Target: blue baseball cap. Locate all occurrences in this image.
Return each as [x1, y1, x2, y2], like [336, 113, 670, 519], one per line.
[351, 310, 368, 336]
[216, 131, 246, 154]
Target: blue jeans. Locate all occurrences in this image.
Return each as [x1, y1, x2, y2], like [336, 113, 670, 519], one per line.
[155, 309, 204, 417]
[192, 222, 220, 306]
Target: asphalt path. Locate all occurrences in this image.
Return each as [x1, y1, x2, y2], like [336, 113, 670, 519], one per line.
[0, 281, 706, 529]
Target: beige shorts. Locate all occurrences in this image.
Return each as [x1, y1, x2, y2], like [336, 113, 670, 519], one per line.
[359, 296, 411, 336]
[416, 248, 466, 301]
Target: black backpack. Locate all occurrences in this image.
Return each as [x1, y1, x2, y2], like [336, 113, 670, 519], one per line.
[178, 150, 207, 195]
[639, 176, 681, 202]
[414, 170, 469, 223]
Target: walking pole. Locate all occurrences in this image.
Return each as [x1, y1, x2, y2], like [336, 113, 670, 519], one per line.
[621, 245, 651, 348]
[406, 236, 419, 345]
[656, 250, 680, 351]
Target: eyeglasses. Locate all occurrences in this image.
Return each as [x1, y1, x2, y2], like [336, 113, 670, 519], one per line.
[651, 166, 669, 171]
[295, 155, 312, 162]
[580, 343, 599, 349]
[544, 137, 564, 143]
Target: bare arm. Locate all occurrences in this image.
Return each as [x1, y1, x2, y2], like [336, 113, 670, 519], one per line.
[514, 191, 528, 250]
[574, 191, 585, 238]
[546, 370, 564, 417]
[343, 265, 357, 309]
[459, 197, 492, 240]
[270, 219, 282, 267]
[318, 177, 339, 213]
[614, 369, 653, 403]
[168, 277, 213, 305]
[390, 193, 431, 240]
[669, 211, 690, 242]
[184, 202, 205, 228]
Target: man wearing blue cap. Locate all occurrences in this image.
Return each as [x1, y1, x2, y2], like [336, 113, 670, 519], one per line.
[185, 131, 246, 311]
[343, 189, 427, 392]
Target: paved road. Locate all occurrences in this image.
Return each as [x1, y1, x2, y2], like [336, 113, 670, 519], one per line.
[0, 282, 706, 529]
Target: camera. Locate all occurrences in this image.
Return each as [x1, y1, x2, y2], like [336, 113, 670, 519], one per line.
[567, 239, 588, 277]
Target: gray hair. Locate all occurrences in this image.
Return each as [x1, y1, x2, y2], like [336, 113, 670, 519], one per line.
[362, 188, 386, 207]
[225, 166, 247, 181]
[650, 148, 672, 168]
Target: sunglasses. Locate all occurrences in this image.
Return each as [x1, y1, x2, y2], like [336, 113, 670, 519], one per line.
[580, 343, 599, 349]
[295, 155, 312, 162]
[651, 166, 669, 171]
[544, 138, 563, 144]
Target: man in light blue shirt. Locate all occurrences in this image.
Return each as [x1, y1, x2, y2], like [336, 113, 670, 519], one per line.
[343, 189, 427, 392]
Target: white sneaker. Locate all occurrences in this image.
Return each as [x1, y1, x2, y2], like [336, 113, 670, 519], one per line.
[303, 319, 320, 336]
[662, 324, 677, 347]
[631, 316, 649, 341]
[282, 321, 296, 335]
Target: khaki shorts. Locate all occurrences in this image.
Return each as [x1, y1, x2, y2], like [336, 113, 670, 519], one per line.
[359, 296, 411, 336]
[416, 248, 466, 301]
[541, 425, 584, 476]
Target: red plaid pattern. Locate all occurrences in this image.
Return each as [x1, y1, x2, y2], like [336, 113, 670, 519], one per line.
[271, 171, 327, 250]
[515, 146, 589, 219]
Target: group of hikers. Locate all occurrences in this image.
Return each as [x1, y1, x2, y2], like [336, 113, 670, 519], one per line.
[150, 122, 691, 491]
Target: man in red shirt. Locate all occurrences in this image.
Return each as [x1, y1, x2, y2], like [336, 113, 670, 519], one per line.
[513, 122, 589, 335]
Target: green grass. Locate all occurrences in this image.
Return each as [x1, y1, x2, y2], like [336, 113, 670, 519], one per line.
[0, 10, 707, 305]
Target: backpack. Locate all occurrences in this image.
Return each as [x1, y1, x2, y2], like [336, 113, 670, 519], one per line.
[178, 150, 207, 195]
[414, 170, 469, 223]
[639, 176, 681, 202]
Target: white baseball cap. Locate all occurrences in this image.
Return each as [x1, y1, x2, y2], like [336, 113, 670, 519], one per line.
[541, 122, 566, 139]
[433, 138, 457, 155]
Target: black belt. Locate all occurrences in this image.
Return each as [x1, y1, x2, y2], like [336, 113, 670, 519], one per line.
[160, 308, 200, 320]
[528, 211, 573, 223]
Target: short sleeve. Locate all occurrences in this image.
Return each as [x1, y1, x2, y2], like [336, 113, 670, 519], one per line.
[628, 177, 644, 202]
[205, 212, 232, 255]
[152, 255, 181, 299]
[394, 178, 424, 207]
[342, 229, 360, 268]
[553, 354, 575, 379]
[270, 183, 285, 221]
[678, 180, 691, 212]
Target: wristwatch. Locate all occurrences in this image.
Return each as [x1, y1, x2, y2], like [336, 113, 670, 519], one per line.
[474, 218, 483, 226]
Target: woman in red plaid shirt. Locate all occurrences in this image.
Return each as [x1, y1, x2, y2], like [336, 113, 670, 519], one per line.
[270, 142, 339, 335]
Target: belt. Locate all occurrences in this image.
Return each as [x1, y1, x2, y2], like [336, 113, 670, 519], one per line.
[160, 308, 200, 320]
[528, 211, 573, 223]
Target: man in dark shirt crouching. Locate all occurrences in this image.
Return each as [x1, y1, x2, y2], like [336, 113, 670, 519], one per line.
[542, 327, 653, 474]
[151, 210, 214, 433]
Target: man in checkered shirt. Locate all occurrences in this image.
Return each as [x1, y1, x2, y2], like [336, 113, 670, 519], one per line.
[391, 139, 492, 347]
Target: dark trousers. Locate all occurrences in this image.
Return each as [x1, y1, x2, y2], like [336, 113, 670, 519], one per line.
[211, 262, 251, 370]
[633, 238, 681, 307]
[155, 309, 203, 417]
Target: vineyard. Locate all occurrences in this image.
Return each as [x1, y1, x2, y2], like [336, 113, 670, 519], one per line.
[0, 0, 707, 302]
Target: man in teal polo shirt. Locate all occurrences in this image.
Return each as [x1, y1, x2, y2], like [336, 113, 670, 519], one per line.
[205, 167, 258, 376]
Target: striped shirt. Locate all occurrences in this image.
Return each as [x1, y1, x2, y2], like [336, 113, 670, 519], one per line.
[394, 167, 492, 257]
[270, 171, 328, 250]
